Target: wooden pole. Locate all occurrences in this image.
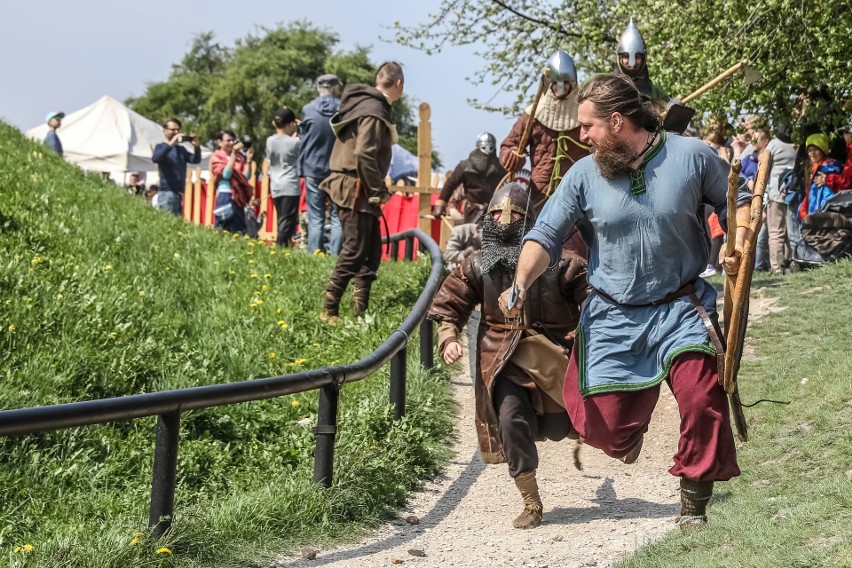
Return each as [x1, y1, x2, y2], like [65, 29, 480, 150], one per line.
[417, 103, 434, 242]
[258, 159, 274, 242]
[722, 159, 742, 336]
[191, 166, 202, 224]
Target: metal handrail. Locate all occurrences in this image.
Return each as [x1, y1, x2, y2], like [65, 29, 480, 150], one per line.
[0, 228, 443, 537]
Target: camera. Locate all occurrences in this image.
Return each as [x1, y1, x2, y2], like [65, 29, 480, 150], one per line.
[178, 134, 192, 143]
[239, 135, 253, 158]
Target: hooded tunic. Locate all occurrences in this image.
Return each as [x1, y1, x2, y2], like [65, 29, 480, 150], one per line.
[320, 84, 397, 216]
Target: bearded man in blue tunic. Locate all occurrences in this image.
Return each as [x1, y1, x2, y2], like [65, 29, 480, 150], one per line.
[500, 74, 752, 527]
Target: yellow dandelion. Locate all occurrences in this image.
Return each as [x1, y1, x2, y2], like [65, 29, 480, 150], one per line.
[177, 231, 184, 236]
[108, 332, 118, 340]
[223, 229, 230, 234]
[243, 235, 251, 240]
[252, 442, 258, 450]
[284, 252, 291, 257]
[247, 241, 256, 247]
[291, 400, 300, 408]
[263, 273, 272, 279]
[276, 308, 283, 314]
[268, 352, 276, 359]
[248, 259, 256, 264]
[255, 299, 264, 306]
[269, 250, 277, 255]
[173, 252, 180, 259]
[14, 544, 34, 553]
[7, 324, 16, 334]
[31, 256, 44, 265]
[228, 269, 236, 275]
[56, 293, 64, 300]
[164, 266, 171, 272]
[232, 233, 239, 239]
[246, 251, 253, 255]
[262, 284, 269, 291]
[138, 290, 145, 297]
[156, 547, 172, 556]
[249, 273, 258, 279]
[130, 536, 141, 546]
[103, 264, 113, 271]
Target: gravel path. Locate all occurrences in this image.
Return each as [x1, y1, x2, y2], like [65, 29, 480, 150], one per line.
[274, 311, 697, 568]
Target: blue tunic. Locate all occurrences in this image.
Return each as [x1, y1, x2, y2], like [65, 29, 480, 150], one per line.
[525, 133, 751, 396]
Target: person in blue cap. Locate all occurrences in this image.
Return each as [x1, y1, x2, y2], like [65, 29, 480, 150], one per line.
[44, 111, 64, 156]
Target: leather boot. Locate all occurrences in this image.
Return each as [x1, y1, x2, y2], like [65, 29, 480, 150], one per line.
[353, 286, 371, 317]
[620, 433, 644, 464]
[320, 291, 340, 325]
[676, 478, 713, 527]
[512, 469, 543, 529]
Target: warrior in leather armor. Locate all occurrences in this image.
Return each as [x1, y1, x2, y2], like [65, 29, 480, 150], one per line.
[428, 182, 589, 529]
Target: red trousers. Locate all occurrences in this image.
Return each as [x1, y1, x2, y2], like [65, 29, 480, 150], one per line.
[563, 349, 740, 482]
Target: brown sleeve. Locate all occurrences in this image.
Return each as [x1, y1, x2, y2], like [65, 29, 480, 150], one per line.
[354, 116, 389, 195]
[427, 255, 483, 352]
[438, 161, 467, 202]
[499, 114, 529, 161]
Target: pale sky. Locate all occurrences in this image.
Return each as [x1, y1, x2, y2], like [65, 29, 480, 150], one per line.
[0, 0, 517, 173]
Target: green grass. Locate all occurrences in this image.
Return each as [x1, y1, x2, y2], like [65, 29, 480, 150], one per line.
[619, 262, 852, 568]
[0, 122, 456, 567]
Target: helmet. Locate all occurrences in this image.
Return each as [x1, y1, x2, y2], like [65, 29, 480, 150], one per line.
[617, 17, 647, 72]
[475, 132, 496, 155]
[487, 182, 534, 225]
[543, 50, 578, 98]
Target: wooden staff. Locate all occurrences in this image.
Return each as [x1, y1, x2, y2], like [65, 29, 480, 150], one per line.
[722, 150, 771, 441]
[497, 75, 548, 188]
[681, 60, 748, 104]
[722, 159, 742, 334]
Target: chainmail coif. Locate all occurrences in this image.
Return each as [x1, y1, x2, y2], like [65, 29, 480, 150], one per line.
[480, 213, 535, 274]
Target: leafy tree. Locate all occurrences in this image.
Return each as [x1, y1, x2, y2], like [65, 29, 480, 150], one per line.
[128, 22, 433, 164]
[394, 0, 851, 137]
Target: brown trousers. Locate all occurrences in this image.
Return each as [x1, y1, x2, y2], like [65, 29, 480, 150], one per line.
[494, 363, 573, 478]
[326, 207, 382, 301]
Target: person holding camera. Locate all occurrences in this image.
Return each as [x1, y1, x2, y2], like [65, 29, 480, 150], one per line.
[151, 118, 202, 216]
[319, 61, 404, 322]
[210, 130, 254, 234]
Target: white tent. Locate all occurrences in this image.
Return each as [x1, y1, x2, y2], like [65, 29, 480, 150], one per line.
[25, 95, 210, 177]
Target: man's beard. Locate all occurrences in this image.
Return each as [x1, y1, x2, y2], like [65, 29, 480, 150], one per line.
[592, 127, 638, 180]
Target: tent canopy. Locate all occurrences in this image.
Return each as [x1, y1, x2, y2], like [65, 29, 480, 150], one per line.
[26, 95, 210, 174]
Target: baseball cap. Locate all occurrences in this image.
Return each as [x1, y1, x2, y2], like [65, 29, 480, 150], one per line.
[45, 111, 65, 123]
[273, 107, 297, 126]
[316, 74, 340, 88]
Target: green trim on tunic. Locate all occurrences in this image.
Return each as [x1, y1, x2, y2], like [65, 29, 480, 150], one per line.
[576, 323, 717, 397]
[629, 130, 667, 196]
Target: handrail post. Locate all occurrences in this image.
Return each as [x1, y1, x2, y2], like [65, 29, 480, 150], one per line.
[313, 385, 339, 488]
[404, 237, 414, 261]
[419, 318, 433, 369]
[149, 411, 180, 538]
[390, 240, 399, 261]
[390, 347, 407, 420]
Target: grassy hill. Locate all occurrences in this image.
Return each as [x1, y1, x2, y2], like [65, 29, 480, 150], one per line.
[620, 264, 852, 567]
[0, 122, 455, 567]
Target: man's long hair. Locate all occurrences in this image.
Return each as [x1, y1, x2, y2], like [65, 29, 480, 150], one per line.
[577, 74, 661, 132]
